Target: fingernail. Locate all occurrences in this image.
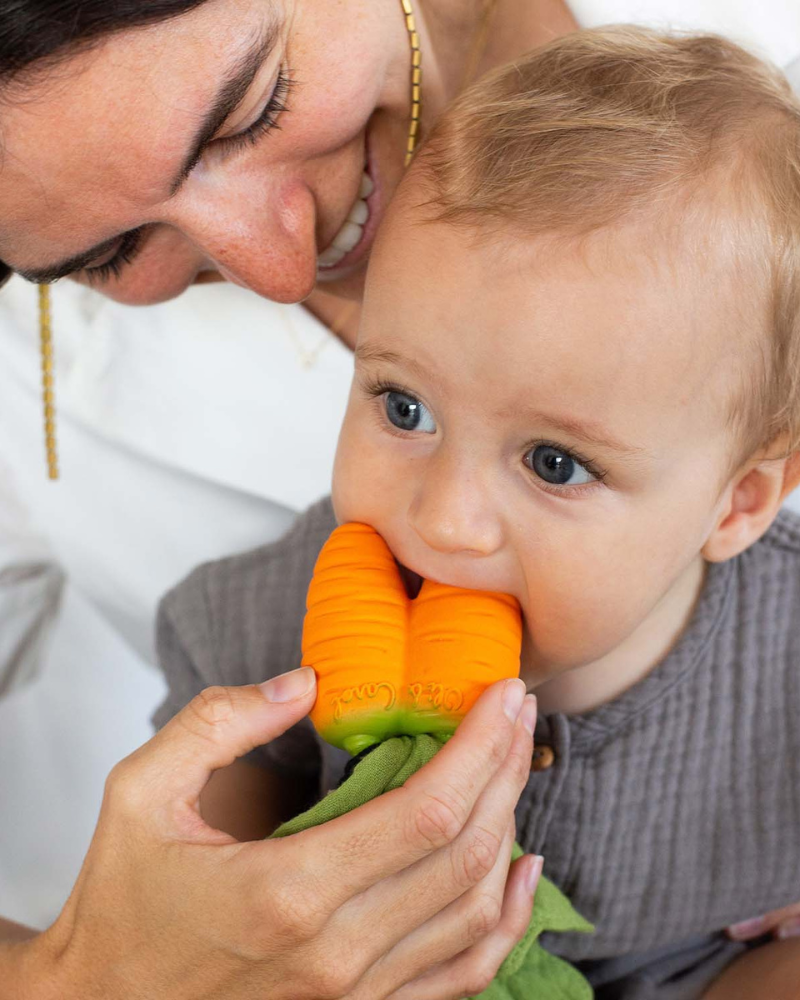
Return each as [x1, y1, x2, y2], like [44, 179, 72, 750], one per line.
[261, 667, 316, 703]
[728, 916, 766, 939]
[526, 855, 544, 893]
[520, 694, 537, 735]
[503, 678, 527, 721]
[777, 917, 800, 940]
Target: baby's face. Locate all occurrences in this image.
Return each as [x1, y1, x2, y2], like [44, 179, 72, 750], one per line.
[333, 202, 749, 684]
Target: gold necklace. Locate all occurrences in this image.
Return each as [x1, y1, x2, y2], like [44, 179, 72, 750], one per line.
[400, 0, 423, 167]
[281, 306, 332, 370]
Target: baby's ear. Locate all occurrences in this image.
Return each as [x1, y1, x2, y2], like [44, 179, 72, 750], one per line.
[702, 444, 800, 563]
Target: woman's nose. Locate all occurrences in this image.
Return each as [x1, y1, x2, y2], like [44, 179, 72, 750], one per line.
[171, 175, 320, 303]
[408, 452, 504, 558]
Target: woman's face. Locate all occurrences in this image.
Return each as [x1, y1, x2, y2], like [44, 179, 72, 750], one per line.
[0, 0, 415, 304]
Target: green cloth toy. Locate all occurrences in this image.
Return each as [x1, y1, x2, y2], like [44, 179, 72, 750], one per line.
[272, 735, 594, 999]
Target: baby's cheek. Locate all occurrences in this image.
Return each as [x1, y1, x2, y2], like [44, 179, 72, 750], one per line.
[332, 424, 387, 524]
[522, 574, 652, 670]
[332, 408, 362, 511]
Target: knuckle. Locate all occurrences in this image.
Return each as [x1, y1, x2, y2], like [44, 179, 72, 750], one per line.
[486, 727, 511, 769]
[507, 739, 532, 786]
[302, 952, 360, 999]
[462, 960, 500, 998]
[103, 756, 144, 815]
[465, 893, 503, 943]
[244, 866, 328, 951]
[271, 887, 327, 946]
[184, 686, 237, 736]
[458, 826, 502, 887]
[410, 789, 467, 850]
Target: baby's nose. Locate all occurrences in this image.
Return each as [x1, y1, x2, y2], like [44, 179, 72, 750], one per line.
[408, 453, 504, 557]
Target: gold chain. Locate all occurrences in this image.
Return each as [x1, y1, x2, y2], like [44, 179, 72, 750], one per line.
[38, 284, 59, 480]
[281, 306, 332, 369]
[401, 0, 422, 166]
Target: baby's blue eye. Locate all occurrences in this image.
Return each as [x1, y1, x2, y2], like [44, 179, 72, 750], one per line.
[524, 445, 595, 486]
[384, 391, 436, 434]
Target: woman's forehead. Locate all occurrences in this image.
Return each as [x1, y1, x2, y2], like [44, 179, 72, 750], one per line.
[0, 0, 274, 273]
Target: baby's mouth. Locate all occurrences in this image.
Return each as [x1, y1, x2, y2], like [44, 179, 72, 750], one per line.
[396, 561, 424, 600]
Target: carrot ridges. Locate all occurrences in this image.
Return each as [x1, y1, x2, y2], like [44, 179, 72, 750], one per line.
[302, 523, 522, 751]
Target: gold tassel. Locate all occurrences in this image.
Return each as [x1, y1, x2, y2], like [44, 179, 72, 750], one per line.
[38, 284, 59, 480]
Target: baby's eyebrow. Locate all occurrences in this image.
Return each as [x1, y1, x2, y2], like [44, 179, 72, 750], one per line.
[356, 343, 453, 395]
[355, 345, 427, 381]
[511, 406, 646, 456]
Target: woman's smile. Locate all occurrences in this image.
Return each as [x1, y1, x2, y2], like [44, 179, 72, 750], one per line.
[317, 166, 377, 278]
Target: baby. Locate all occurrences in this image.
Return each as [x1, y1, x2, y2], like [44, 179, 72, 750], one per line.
[155, 27, 800, 999]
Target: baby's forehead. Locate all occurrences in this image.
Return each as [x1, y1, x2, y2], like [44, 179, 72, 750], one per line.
[370, 189, 762, 445]
[390, 177, 763, 341]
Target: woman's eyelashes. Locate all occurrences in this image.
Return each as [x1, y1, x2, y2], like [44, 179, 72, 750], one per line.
[214, 68, 294, 153]
[81, 227, 147, 285]
[81, 70, 294, 285]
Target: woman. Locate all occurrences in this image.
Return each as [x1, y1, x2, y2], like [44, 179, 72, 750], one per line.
[0, 1, 798, 995]
[0, 2, 574, 996]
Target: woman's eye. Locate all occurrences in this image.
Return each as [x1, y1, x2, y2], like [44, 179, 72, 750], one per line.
[81, 227, 146, 284]
[523, 444, 596, 487]
[384, 391, 436, 434]
[218, 69, 293, 152]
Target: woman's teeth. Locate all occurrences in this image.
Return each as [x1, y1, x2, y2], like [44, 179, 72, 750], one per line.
[318, 172, 374, 269]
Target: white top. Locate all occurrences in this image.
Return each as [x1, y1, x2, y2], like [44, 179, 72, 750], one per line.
[0, 277, 353, 927]
[1, 0, 799, 931]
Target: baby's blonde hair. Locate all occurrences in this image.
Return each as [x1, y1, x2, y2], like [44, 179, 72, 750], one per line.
[420, 27, 800, 461]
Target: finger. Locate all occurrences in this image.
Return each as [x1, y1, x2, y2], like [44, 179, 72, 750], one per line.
[336, 696, 535, 965]
[281, 678, 528, 909]
[728, 902, 800, 940]
[116, 670, 317, 806]
[355, 820, 517, 999]
[384, 853, 544, 1000]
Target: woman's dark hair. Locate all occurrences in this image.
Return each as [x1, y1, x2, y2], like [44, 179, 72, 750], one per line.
[0, 0, 209, 287]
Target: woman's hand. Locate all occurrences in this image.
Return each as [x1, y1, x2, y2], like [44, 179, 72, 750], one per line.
[728, 903, 800, 942]
[7, 670, 538, 1000]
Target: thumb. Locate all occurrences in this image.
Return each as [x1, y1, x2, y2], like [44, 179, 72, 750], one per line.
[129, 668, 317, 804]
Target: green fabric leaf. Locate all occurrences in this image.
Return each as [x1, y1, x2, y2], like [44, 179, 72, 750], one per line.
[271, 736, 594, 999]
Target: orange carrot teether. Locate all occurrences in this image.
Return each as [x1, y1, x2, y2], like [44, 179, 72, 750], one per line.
[302, 522, 522, 754]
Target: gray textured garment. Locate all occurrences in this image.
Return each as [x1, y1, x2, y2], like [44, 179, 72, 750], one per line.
[154, 496, 800, 999]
